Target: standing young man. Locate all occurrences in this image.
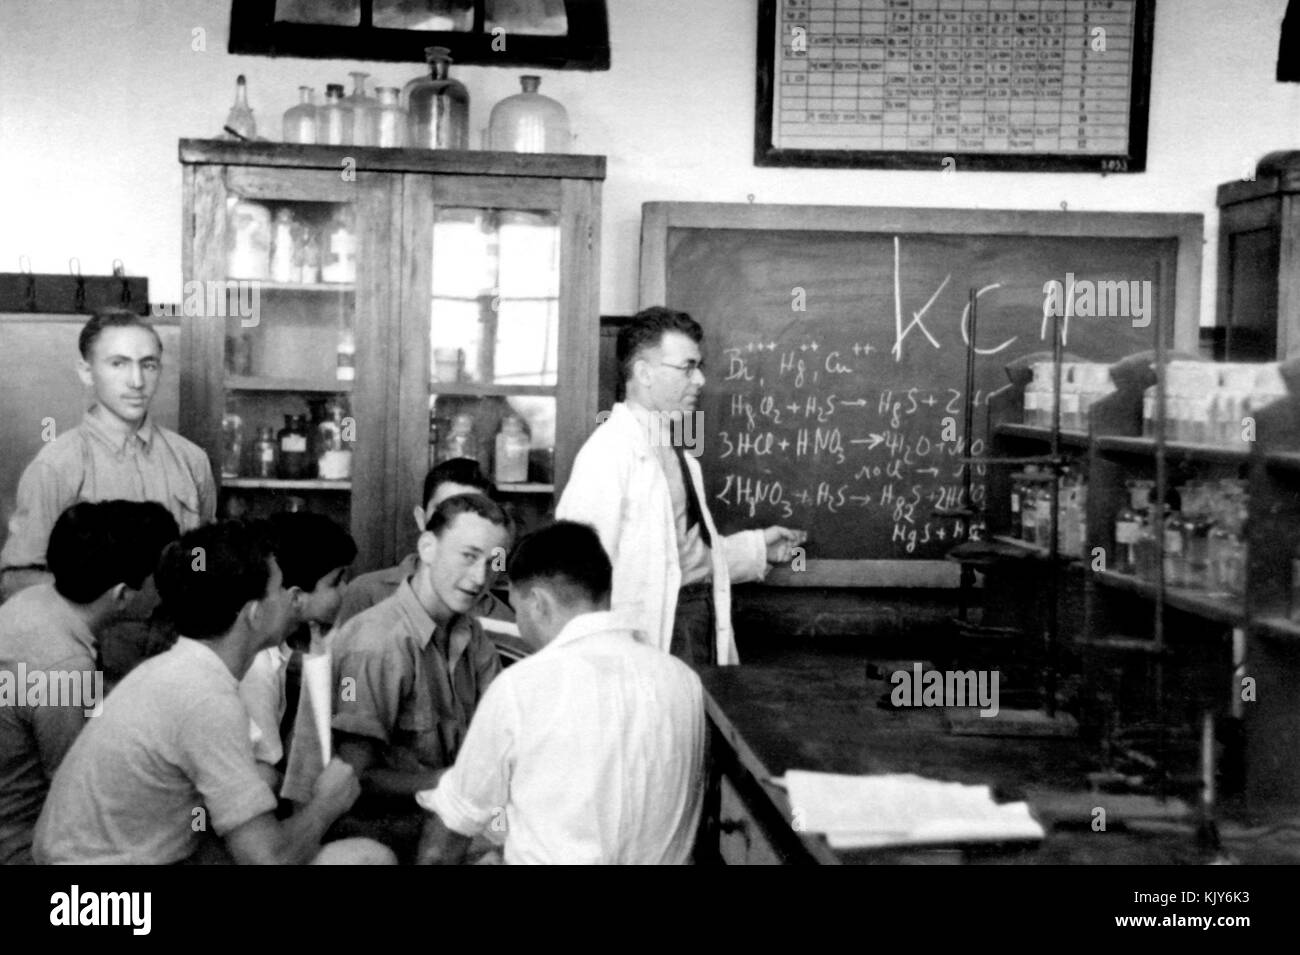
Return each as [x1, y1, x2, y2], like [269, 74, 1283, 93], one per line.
[1, 309, 216, 599]
[557, 307, 806, 666]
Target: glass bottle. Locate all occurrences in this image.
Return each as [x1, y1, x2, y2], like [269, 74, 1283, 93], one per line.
[227, 199, 272, 280]
[488, 75, 571, 153]
[315, 399, 352, 481]
[293, 220, 320, 284]
[1020, 468, 1039, 544]
[253, 426, 278, 479]
[336, 328, 356, 382]
[221, 409, 244, 478]
[494, 414, 531, 484]
[1182, 483, 1212, 591]
[1034, 479, 1053, 549]
[317, 83, 353, 146]
[283, 86, 317, 144]
[375, 86, 407, 147]
[1163, 487, 1186, 588]
[277, 414, 311, 479]
[270, 208, 296, 283]
[405, 46, 469, 150]
[1009, 472, 1024, 539]
[224, 74, 257, 140]
[1114, 480, 1142, 575]
[321, 207, 357, 284]
[440, 412, 478, 463]
[345, 72, 379, 147]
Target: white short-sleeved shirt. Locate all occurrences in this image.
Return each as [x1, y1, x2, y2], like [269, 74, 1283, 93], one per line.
[34, 637, 276, 864]
[417, 611, 706, 864]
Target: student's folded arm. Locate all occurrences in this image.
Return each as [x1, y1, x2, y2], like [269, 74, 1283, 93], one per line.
[336, 731, 443, 796]
[416, 811, 472, 865]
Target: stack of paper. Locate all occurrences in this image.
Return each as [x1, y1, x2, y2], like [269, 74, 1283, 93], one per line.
[781, 770, 1045, 850]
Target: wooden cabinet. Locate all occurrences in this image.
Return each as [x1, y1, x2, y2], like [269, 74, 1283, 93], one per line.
[1216, 151, 1300, 360]
[178, 140, 603, 571]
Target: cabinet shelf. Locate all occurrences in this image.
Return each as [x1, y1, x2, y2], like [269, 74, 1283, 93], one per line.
[222, 478, 351, 491]
[1094, 435, 1250, 464]
[232, 281, 355, 293]
[226, 376, 353, 394]
[429, 383, 557, 397]
[1264, 451, 1300, 474]
[993, 423, 1090, 448]
[1091, 570, 1244, 625]
[495, 483, 554, 494]
[1253, 614, 1300, 641]
[989, 534, 1081, 563]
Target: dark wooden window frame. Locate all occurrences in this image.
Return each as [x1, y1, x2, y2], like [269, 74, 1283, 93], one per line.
[229, 0, 610, 70]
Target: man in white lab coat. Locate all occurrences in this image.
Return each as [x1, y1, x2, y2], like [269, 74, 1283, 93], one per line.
[557, 307, 805, 666]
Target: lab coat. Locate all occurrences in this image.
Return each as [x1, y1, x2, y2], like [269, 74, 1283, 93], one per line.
[556, 402, 769, 665]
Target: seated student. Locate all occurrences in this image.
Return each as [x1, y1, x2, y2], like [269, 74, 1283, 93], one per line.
[33, 520, 389, 865]
[316, 494, 512, 861]
[0, 500, 178, 865]
[336, 458, 527, 661]
[239, 512, 356, 793]
[416, 521, 707, 865]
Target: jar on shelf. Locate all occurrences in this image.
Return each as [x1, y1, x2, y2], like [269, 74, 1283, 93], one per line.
[375, 86, 407, 147]
[283, 86, 317, 144]
[321, 207, 357, 284]
[277, 414, 311, 479]
[336, 328, 356, 382]
[495, 414, 531, 484]
[488, 75, 570, 153]
[345, 72, 379, 147]
[270, 208, 296, 283]
[225, 331, 253, 376]
[405, 46, 469, 150]
[227, 199, 271, 280]
[253, 426, 278, 479]
[440, 412, 478, 463]
[315, 399, 352, 481]
[293, 220, 320, 284]
[318, 83, 353, 146]
[221, 409, 244, 478]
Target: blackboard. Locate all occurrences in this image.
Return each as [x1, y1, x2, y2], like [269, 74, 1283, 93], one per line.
[640, 203, 1202, 586]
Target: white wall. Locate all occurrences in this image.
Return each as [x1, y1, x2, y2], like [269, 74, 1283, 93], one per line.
[2, 0, 1298, 323]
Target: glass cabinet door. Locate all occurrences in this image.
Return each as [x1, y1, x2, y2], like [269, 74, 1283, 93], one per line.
[421, 200, 562, 532]
[191, 163, 397, 569]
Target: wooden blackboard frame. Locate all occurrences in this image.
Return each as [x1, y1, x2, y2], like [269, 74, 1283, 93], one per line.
[755, 0, 1156, 173]
[639, 201, 1202, 587]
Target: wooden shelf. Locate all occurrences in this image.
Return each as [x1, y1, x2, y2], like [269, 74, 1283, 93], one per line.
[1253, 615, 1300, 641]
[222, 478, 351, 491]
[1092, 570, 1244, 624]
[990, 534, 1081, 563]
[233, 281, 355, 293]
[495, 483, 554, 494]
[429, 382, 557, 397]
[993, 423, 1090, 448]
[1094, 435, 1250, 464]
[226, 376, 353, 393]
[1264, 451, 1300, 474]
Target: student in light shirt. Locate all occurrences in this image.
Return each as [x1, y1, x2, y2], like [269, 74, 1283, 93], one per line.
[0, 500, 177, 864]
[238, 512, 356, 796]
[416, 520, 706, 865]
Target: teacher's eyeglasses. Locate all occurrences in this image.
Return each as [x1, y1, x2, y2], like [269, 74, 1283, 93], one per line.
[656, 360, 705, 376]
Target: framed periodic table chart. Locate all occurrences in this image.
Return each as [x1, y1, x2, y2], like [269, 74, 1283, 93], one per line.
[756, 0, 1155, 172]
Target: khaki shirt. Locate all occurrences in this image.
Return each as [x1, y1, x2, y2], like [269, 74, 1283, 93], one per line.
[331, 578, 500, 773]
[0, 408, 216, 575]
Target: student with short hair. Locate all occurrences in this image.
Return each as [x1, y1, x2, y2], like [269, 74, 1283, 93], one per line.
[239, 512, 357, 793]
[34, 520, 386, 865]
[307, 494, 511, 861]
[0, 501, 178, 864]
[0, 309, 216, 601]
[335, 458, 526, 660]
[416, 521, 707, 865]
